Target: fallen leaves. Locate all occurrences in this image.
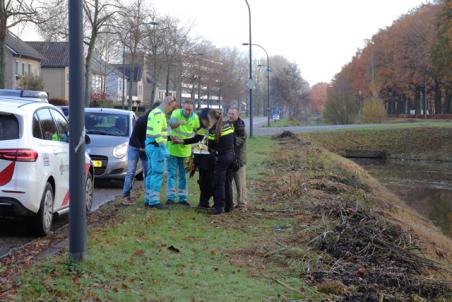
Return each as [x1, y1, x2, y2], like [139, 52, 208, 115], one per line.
[133, 249, 145, 257]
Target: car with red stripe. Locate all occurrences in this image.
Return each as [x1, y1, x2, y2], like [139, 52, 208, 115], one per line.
[0, 94, 94, 236]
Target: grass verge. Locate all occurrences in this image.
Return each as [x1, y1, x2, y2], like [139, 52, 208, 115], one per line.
[8, 137, 325, 301]
[266, 118, 303, 128]
[6, 133, 452, 301]
[300, 123, 452, 161]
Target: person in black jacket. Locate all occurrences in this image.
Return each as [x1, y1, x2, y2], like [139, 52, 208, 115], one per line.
[122, 102, 160, 206]
[228, 107, 247, 209]
[172, 108, 214, 210]
[206, 109, 235, 214]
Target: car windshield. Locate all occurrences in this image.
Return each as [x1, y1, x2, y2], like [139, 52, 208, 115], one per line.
[0, 114, 19, 140]
[85, 112, 129, 137]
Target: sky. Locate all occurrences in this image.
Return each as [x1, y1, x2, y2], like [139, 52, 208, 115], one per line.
[14, 0, 428, 86]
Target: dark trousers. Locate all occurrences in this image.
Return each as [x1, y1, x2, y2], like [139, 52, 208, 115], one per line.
[213, 152, 234, 211]
[198, 169, 214, 208]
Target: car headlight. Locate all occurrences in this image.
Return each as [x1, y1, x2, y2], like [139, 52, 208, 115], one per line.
[113, 143, 128, 159]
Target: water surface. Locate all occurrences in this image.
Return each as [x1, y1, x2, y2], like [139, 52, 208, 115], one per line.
[353, 159, 452, 238]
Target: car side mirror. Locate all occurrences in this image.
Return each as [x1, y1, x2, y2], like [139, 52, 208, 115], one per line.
[85, 134, 91, 145]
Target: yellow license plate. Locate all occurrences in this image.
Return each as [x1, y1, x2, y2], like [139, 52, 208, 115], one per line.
[93, 160, 103, 168]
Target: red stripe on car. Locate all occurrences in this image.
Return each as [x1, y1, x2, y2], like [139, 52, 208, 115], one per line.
[0, 162, 15, 186]
[62, 164, 90, 206]
[62, 191, 70, 206]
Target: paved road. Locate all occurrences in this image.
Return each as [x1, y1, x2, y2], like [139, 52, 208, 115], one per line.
[0, 180, 134, 257]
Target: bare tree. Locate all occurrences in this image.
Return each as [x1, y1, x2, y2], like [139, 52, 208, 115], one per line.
[38, 0, 118, 105]
[83, 0, 118, 106]
[0, 0, 39, 88]
[116, 0, 151, 110]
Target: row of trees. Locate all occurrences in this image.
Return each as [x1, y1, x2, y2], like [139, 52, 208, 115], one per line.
[324, 0, 452, 124]
[3, 0, 312, 116]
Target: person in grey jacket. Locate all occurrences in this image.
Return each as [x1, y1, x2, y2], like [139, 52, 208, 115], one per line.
[228, 107, 247, 209]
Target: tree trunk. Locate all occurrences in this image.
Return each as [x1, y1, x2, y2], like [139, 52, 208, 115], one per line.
[434, 80, 441, 115]
[0, 13, 7, 89]
[415, 89, 421, 115]
[150, 48, 158, 105]
[165, 64, 170, 94]
[128, 55, 135, 111]
[445, 89, 451, 114]
[84, 32, 98, 107]
[422, 87, 427, 118]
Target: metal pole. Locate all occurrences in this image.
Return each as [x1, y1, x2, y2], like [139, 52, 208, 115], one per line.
[245, 0, 253, 138]
[197, 58, 201, 110]
[68, 0, 87, 261]
[122, 43, 125, 109]
[243, 43, 270, 127]
[267, 63, 270, 127]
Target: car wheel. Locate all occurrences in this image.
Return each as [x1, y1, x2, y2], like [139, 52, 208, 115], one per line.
[85, 173, 94, 212]
[32, 182, 54, 236]
[135, 171, 144, 181]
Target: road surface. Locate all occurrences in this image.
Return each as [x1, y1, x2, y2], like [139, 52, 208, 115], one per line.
[0, 180, 134, 258]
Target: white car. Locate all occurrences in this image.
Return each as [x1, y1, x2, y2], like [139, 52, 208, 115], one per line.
[0, 96, 94, 236]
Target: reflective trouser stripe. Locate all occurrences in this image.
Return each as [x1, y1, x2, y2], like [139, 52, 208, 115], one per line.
[166, 155, 188, 202]
[144, 144, 165, 205]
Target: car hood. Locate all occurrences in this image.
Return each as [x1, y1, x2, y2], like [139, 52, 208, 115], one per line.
[86, 134, 129, 148]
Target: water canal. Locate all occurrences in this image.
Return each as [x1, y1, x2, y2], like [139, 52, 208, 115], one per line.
[353, 159, 452, 238]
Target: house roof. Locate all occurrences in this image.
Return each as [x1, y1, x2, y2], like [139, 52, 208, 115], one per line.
[113, 64, 143, 82]
[7, 32, 44, 61]
[26, 41, 69, 68]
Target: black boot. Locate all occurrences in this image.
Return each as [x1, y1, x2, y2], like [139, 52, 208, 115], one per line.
[207, 207, 224, 215]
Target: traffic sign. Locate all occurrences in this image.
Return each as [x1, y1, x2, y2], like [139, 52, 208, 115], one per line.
[246, 79, 256, 90]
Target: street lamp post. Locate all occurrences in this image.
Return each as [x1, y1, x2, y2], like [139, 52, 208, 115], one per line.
[244, 0, 253, 138]
[243, 42, 271, 127]
[189, 52, 204, 110]
[68, 0, 86, 262]
[122, 43, 126, 109]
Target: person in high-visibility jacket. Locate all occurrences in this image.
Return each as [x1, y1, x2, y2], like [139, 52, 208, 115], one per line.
[171, 108, 214, 210]
[206, 109, 235, 215]
[144, 96, 177, 209]
[167, 100, 200, 205]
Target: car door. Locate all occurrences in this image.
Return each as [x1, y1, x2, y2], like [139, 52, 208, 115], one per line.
[35, 108, 67, 211]
[49, 108, 70, 210]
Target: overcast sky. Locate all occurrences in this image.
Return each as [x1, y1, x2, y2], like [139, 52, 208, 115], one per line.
[14, 0, 428, 85]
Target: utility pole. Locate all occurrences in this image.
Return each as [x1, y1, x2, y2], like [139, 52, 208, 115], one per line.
[122, 43, 126, 109]
[245, 43, 271, 127]
[68, 0, 87, 262]
[244, 0, 253, 138]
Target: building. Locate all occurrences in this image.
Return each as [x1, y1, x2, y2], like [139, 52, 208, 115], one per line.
[28, 42, 126, 102]
[91, 53, 127, 104]
[114, 63, 151, 107]
[26, 41, 69, 100]
[5, 32, 43, 89]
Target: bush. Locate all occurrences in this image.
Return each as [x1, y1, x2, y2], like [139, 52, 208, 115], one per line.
[49, 98, 68, 106]
[89, 91, 114, 108]
[18, 75, 44, 90]
[361, 97, 387, 124]
[90, 100, 114, 108]
[323, 92, 359, 124]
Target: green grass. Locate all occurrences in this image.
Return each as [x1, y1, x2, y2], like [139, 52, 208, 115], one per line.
[266, 118, 303, 128]
[301, 122, 452, 161]
[13, 137, 323, 301]
[17, 209, 299, 301]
